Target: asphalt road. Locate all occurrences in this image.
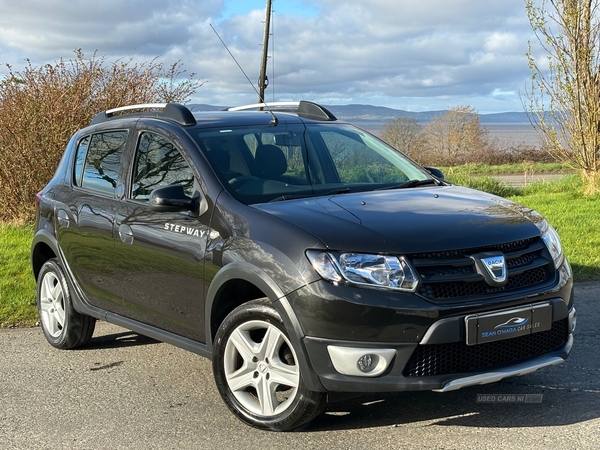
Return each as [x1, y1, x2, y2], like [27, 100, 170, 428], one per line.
[1, 282, 598, 450]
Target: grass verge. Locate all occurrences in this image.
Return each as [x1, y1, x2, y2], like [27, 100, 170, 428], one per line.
[0, 223, 37, 326]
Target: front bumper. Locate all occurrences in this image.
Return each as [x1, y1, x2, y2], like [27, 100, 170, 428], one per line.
[289, 276, 574, 393]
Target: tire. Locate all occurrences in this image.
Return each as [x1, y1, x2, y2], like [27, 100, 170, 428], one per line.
[213, 299, 326, 431]
[36, 259, 96, 349]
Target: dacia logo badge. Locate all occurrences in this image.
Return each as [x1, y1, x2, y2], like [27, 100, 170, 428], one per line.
[471, 252, 507, 286]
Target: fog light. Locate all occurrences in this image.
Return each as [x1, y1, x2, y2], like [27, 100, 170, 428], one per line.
[358, 354, 376, 373]
[327, 346, 396, 377]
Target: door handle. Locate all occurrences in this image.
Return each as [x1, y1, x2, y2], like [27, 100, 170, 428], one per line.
[118, 224, 134, 245]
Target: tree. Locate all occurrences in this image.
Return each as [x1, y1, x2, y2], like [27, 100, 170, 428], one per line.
[525, 0, 600, 195]
[421, 105, 489, 164]
[0, 50, 201, 222]
[380, 116, 425, 161]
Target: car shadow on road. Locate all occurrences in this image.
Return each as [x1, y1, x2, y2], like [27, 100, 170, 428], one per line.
[78, 330, 160, 350]
[304, 375, 600, 431]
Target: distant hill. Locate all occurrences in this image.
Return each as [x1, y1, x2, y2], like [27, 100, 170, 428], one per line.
[187, 103, 531, 125]
[324, 104, 530, 125]
[187, 103, 538, 145]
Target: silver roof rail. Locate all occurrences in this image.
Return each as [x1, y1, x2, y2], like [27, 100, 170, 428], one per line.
[227, 102, 300, 112]
[90, 103, 197, 126]
[227, 101, 337, 121]
[105, 103, 168, 117]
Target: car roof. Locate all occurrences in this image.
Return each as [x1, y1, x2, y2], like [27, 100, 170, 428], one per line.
[88, 101, 338, 129]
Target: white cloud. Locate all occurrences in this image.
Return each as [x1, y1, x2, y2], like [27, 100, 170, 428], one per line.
[0, 0, 539, 112]
[484, 32, 522, 54]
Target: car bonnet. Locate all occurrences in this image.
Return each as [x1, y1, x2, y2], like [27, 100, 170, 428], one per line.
[252, 185, 540, 254]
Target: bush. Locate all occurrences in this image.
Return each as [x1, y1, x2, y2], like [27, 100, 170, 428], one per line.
[414, 142, 554, 167]
[0, 50, 200, 223]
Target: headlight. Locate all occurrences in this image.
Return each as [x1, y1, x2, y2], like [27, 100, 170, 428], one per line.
[307, 251, 419, 292]
[537, 219, 565, 269]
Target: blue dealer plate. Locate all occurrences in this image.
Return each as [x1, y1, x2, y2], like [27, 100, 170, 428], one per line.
[465, 303, 553, 346]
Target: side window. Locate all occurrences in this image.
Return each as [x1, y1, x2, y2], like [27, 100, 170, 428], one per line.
[131, 132, 195, 201]
[80, 131, 128, 195]
[73, 136, 90, 186]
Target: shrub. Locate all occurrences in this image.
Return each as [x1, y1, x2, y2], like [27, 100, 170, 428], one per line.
[0, 50, 200, 223]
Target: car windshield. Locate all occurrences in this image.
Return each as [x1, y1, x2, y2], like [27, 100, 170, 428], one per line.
[193, 122, 433, 204]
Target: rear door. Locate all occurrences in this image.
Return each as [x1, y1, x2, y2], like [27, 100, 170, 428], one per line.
[57, 130, 129, 312]
[114, 129, 210, 342]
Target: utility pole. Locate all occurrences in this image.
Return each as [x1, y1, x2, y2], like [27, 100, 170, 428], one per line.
[258, 0, 272, 103]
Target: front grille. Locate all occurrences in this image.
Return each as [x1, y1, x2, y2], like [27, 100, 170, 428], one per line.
[403, 319, 568, 377]
[413, 237, 555, 302]
[419, 267, 549, 299]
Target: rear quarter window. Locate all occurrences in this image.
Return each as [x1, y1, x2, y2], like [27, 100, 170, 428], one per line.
[76, 131, 128, 195]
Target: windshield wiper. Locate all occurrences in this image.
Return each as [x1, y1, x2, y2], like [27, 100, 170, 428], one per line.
[376, 179, 439, 190]
[269, 188, 352, 202]
[322, 188, 352, 196]
[268, 194, 311, 202]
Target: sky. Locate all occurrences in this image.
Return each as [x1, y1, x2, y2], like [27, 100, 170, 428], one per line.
[0, 0, 545, 113]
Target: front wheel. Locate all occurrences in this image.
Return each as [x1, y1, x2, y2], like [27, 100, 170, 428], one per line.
[37, 259, 96, 349]
[212, 299, 326, 431]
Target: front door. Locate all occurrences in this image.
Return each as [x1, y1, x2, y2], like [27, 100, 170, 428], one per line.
[114, 131, 209, 342]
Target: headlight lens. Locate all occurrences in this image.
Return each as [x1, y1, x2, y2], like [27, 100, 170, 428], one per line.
[537, 220, 565, 269]
[307, 251, 419, 292]
[311, 252, 342, 283]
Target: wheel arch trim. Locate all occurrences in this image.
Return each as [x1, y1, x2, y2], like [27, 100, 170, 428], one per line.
[205, 261, 325, 392]
[31, 229, 60, 279]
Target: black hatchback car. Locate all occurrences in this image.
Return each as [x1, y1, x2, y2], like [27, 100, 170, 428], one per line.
[32, 101, 575, 431]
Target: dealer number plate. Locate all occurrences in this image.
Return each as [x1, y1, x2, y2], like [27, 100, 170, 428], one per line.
[465, 303, 552, 346]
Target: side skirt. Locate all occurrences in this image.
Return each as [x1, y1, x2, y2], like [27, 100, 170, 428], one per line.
[103, 311, 212, 359]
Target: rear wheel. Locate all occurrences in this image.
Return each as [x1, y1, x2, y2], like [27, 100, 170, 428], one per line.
[37, 259, 96, 349]
[213, 299, 326, 431]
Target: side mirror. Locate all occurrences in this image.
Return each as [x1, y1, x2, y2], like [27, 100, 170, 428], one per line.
[424, 167, 445, 180]
[149, 185, 208, 216]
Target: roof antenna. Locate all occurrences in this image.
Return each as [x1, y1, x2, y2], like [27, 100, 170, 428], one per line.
[209, 23, 278, 125]
[258, 0, 273, 104]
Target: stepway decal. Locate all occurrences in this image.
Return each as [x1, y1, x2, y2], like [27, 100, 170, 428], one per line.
[164, 223, 203, 237]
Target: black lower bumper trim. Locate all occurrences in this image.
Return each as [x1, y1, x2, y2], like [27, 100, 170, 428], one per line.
[403, 318, 569, 377]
